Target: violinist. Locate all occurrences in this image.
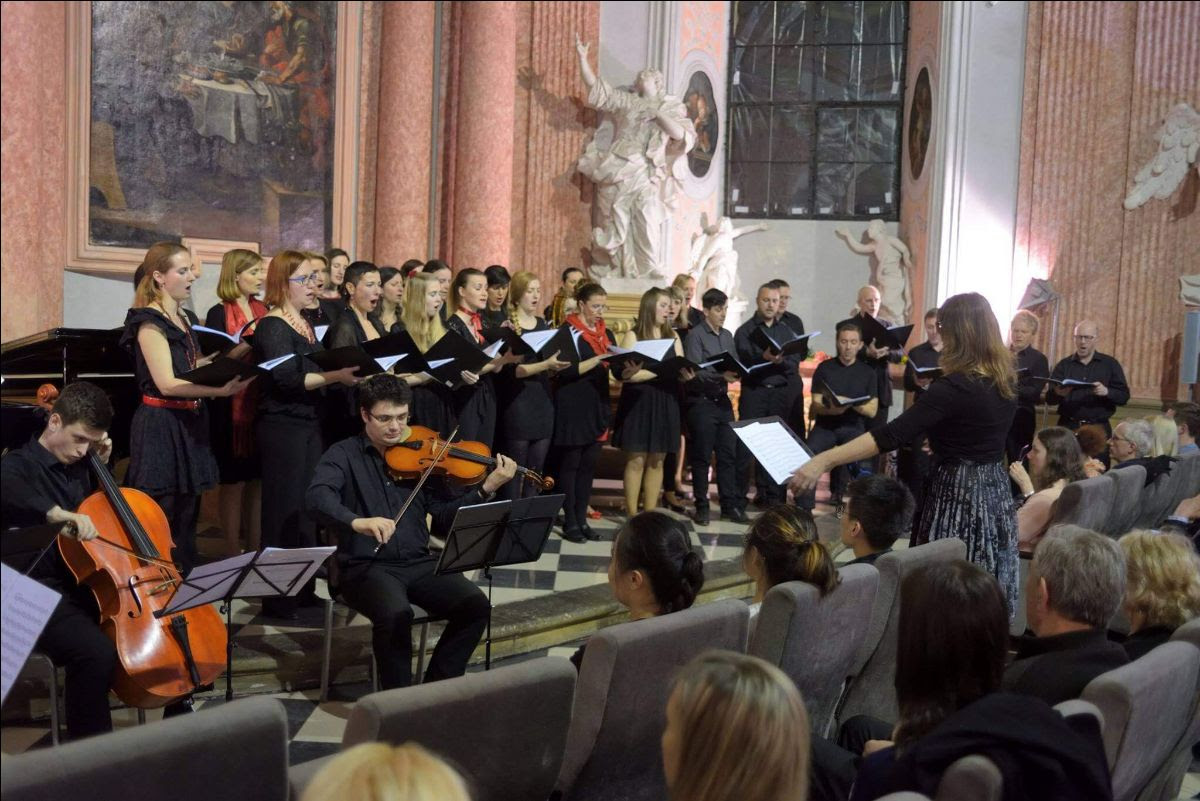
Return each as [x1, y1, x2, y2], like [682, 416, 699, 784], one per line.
[122, 243, 252, 575]
[1, 382, 117, 739]
[306, 374, 517, 689]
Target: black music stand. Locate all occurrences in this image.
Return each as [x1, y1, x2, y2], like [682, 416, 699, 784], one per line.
[435, 494, 564, 669]
[156, 546, 335, 701]
[1, 522, 69, 574]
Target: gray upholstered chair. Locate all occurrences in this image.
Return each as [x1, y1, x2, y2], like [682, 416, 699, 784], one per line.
[1080, 641, 1200, 801]
[749, 564, 879, 737]
[1133, 622, 1200, 801]
[835, 539, 967, 726]
[935, 754, 1003, 801]
[1166, 452, 1200, 510]
[1009, 552, 1033, 636]
[1104, 465, 1145, 537]
[1049, 475, 1115, 530]
[1169, 615, 1200, 649]
[290, 656, 577, 801]
[1135, 471, 1178, 529]
[555, 598, 750, 801]
[0, 696, 289, 801]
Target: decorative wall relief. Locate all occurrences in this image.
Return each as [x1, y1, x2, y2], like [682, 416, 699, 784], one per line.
[834, 220, 913, 324]
[1122, 102, 1199, 211]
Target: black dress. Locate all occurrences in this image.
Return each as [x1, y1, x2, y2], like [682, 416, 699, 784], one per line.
[552, 330, 616, 447]
[204, 302, 263, 484]
[326, 309, 386, 443]
[612, 338, 682, 454]
[495, 318, 554, 443]
[120, 307, 218, 496]
[444, 315, 498, 448]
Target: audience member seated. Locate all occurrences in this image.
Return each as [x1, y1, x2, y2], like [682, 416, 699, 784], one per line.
[1109, 418, 1172, 485]
[1076, 423, 1110, 477]
[811, 561, 1112, 801]
[571, 510, 704, 670]
[1002, 525, 1129, 704]
[839, 475, 915, 566]
[742, 505, 839, 623]
[1159, 494, 1200, 547]
[662, 651, 810, 801]
[1008, 427, 1087, 552]
[1147, 415, 1179, 458]
[301, 742, 471, 801]
[1116, 529, 1200, 659]
[1167, 401, 1199, 455]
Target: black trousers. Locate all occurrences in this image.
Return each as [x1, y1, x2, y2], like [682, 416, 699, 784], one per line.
[338, 557, 490, 689]
[557, 442, 601, 532]
[896, 441, 931, 536]
[739, 383, 793, 504]
[1005, 405, 1038, 463]
[36, 585, 118, 740]
[499, 437, 551, 500]
[807, 715, 894, 801]
[685, 398, 743, 513]
[149, 491, 200, 576]
[798, 422, 867, 509]
[258, 416, 322, 609]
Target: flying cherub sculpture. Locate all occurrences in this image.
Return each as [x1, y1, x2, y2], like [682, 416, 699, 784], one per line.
[835, 220, 913, 324]
[689, 215, 768, 299]
[1124, 103, 1200, 210]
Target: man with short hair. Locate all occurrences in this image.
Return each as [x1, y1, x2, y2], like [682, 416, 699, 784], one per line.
[1007, 309, 1051, 462]
[545, 266, 586, 325]
[735, 282, 806, 506]
[683, 288, 747, 524]
[840, 475, 915, 565]
[1003, 525, 1129, 705]
[1, 382, 118, 739]
[1049, 320, 1129, 435]
[768, 278, 809, 444]
[842, 285, 905, 443]
[307, 374, 517, 688]
[1108, 418, 1159, 477]
[798, 321, 878, 512]
[1168, 401, 1200, 455]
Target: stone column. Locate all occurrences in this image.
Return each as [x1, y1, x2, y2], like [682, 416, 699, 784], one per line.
[373, 1, 436, 265]
[442, 1, 518, 268]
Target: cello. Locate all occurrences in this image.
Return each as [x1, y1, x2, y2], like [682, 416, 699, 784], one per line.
[37, 384, 228, 708]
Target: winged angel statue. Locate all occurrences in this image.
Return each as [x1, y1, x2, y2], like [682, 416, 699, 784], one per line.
[1123, 103, 1200, 210]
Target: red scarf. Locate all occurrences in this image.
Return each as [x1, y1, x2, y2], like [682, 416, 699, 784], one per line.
[224, 298, 269, 457]
[567, 313, 610, 356]
[459, 307, 484, 344]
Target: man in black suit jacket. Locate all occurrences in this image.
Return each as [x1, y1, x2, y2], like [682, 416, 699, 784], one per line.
[1003, 525, 1129, 705]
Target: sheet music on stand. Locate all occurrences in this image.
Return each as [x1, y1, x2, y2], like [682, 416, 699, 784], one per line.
[731, 416, 814, 486]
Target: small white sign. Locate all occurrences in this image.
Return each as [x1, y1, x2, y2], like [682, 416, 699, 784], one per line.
[734, 205, 750, 213]
[819, 206, 833, 214]
[868, 206, 881, 214]
[884, 192, 893, 203]
[731, 188, 740, 201]
[891, 81, 900, 95]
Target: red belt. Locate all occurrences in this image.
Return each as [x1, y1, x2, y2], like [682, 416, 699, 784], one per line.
[142, 395, 200, 411]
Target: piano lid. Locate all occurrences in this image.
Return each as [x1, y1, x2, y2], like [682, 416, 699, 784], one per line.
[1, 328, 132, 381]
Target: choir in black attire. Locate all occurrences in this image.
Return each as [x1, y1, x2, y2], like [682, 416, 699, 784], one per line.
[1008, 343, 1049, 462]
[494, 315, 555, 500]
[444, 316, 499, 448]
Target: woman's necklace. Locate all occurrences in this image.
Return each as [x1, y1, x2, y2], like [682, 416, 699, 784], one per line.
[280, 305, 315, 344]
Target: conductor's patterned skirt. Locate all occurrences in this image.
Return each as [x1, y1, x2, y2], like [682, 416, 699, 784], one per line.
[914, 458, 1019, 618]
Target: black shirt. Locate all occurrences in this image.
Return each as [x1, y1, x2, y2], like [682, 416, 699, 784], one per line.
[734, 314, 802, 388]
[1002, 628, 1129, 706]
[683, 321, 735, 400]
[841, 314, 904, 407]
[252, 316, 327, 421]
[1, 438, 95, 587]
[846, 548, 891, 566]
[1013, 346, 1050, 410]
[903, 342, 941, 393]
[811, 358, 876, 430]
[1049, 352, 1130, 424]
[871, 373, 1016, 462]
[306, 433, 490, 574]
[328, 308, 385, 350]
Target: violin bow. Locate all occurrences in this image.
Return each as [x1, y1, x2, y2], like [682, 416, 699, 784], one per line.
[372, 425, 461, 557]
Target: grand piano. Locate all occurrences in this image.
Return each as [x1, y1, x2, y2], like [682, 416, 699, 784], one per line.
[1, 328, 140, 458]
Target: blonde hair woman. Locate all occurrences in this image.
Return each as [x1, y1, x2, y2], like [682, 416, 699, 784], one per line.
[791, 292, 1022, 613]
[612, 288, 696, 516]
[1147, 415, 1180, 458]
[301, 742, 470, 801]
[203, 248, 268, 557]
[1118, 529, 1200, 659]
[663, 651, 809, 801]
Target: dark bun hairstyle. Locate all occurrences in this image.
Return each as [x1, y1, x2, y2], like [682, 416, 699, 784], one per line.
[614, 511, 704, 614]
[744, 505, 839, 596]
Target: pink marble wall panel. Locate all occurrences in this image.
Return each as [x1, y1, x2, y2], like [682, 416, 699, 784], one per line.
[510, 1, 599, 290]
[373, 1, 436, 265]
[1, 1, 68, 341]
[1015, 1, 1195, 400]
[353, 2, 384, 259]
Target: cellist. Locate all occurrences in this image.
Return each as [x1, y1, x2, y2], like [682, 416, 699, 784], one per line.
[306, 374, 517, 689]
[0, 382, 187, 738]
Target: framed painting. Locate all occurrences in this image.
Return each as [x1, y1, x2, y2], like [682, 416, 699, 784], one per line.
[65, 1, 364, 274]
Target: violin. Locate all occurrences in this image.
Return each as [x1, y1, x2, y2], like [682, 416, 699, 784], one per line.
[36, 384, 227, 708]
[384, 425, 554, 491]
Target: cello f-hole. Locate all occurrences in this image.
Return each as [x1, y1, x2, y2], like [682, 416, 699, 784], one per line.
[126, 575, 144, 618]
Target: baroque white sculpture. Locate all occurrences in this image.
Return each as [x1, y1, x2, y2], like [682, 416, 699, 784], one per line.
[575, 35, 696, 280]
[689, 216, 768, 299]
[1123, 103, 1200, 210]
[835, 220, 913, 324]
